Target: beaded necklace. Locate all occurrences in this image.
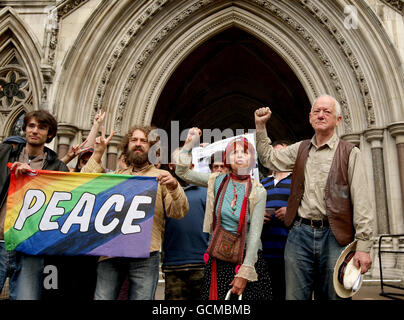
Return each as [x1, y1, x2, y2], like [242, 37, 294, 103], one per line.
[230, 180, 239, 214]
[229, 172, 249, 215]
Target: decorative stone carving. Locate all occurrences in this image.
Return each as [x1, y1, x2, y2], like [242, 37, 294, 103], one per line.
[132, 0, 353, 132]
[42, 1, 90, 87]
[297, 0, 376, 128]
[253, 0, 353, 132]
[0, 66, 30, 111]
[92, 0, 170, 131]
[379, 0, 404, 15]
[113, 0, 214, 133]
[57, 0, 89, 19]
[41, 7, 58, 110]
[97, 0, 376, 133]
[44, 7, 59, 67]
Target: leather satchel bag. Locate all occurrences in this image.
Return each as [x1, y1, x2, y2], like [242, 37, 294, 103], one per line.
[207, 224, 245, 265]
[206, 175, 251, 265]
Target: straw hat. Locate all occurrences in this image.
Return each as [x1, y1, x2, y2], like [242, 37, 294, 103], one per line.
[333, 240, 363, 298]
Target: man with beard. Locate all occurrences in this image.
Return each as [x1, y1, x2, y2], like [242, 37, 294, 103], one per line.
[162, 147, 209, 300]
[0, 110, 69, 300]
[81, 125, 189, 300]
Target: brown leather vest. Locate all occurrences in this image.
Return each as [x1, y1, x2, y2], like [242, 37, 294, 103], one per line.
[284, 139, 355, 246]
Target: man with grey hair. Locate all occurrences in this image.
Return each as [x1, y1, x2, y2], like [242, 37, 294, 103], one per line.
[311, 94, 342, 117]
[254, 94, 374, 300]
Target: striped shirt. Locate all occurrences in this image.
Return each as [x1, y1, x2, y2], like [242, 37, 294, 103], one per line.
[260, 174, 291, 259]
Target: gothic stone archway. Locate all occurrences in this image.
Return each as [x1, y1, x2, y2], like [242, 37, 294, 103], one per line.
[55, 1, 404, 243]
[152, 27, 313, 144]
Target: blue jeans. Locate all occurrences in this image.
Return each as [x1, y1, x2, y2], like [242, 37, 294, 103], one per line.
[284, 219, 346, 300]
[94, 251, 160, 300]
[0, 241, 18, 299]
[0, 242, 43, 300]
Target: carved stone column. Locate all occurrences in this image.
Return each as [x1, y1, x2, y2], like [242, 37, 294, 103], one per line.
[106, 135, 123, 171]
[340, 133, 360, 147]
[364, 128, 390, 235]
[388, 122, 404, 215]
[57, 124, 78, 159]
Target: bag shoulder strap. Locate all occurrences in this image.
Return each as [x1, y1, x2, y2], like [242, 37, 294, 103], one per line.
[212, 175, 230, 229]
[237, 177, 251, 235]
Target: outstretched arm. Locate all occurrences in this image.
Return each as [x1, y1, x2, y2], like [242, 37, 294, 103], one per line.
[81, 126, 114, 173]
[59, 139, 92, 164]
[59, 110, 105, 165]
[84, 109, 106, 149]
[175, 127, 211, 187]
[254, 107, 299, 172]
[254, 107, 272, 132]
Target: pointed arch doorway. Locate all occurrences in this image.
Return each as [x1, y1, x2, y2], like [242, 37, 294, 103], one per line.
[152, 27, 313, 144]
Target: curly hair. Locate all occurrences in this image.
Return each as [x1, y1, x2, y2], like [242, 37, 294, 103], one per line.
[120, 125, 159, 155]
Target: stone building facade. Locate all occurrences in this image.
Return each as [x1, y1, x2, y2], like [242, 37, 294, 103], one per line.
[0, 0, 403, 281]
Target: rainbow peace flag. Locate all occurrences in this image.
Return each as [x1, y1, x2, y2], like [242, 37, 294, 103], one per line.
[5, 165, 158, 258]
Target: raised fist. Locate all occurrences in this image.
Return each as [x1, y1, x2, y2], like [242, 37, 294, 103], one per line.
[184, 127, 202, 149]
[254, 107, 272, 131]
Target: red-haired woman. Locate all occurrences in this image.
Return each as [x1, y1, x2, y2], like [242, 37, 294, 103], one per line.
[176, 128, 272, 300]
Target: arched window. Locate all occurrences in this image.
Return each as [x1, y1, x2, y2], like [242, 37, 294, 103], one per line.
[9, 111, 25, 137]
[0, 24, 33, 140]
